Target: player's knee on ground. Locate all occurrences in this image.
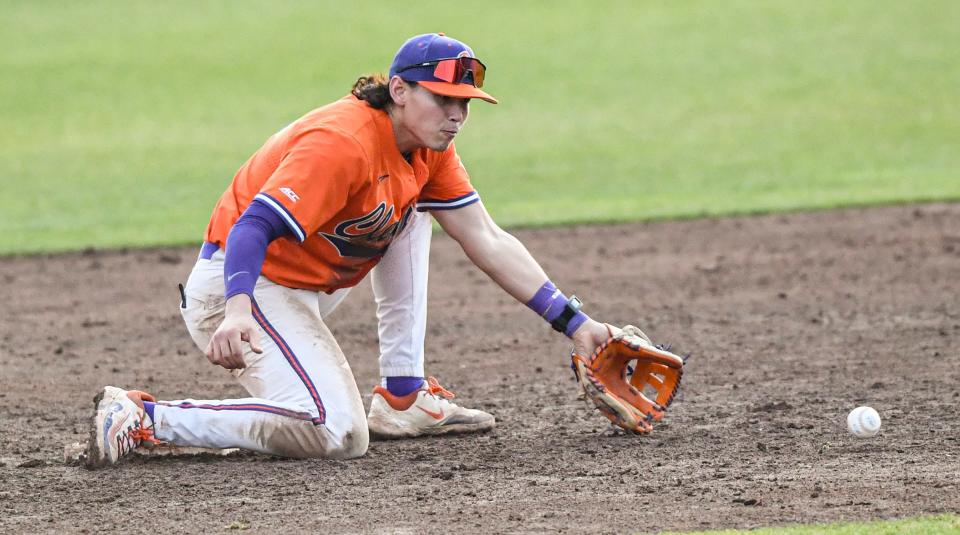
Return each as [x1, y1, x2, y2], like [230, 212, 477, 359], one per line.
[318, 419, 369, 460]
[274, 418, 369, 460]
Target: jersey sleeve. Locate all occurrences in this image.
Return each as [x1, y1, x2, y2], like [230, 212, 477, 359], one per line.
[254, 128, 369, 242]
[416, 143, 480, 212]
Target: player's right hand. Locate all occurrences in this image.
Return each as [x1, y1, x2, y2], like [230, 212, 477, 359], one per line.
[571, 319, 618, 360]
[205, 294, 264, 370]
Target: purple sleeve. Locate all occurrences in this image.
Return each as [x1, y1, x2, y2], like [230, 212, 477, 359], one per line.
[223, 200, 293, 299]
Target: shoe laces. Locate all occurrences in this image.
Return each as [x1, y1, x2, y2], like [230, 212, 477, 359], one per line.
[130, 424, 160, 446]
[115, 419, 160, 457]
[425, 376, 455, 400]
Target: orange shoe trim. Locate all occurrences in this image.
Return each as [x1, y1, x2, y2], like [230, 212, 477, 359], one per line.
[372, 377, 456, 411]
[373, 386, 420, 411]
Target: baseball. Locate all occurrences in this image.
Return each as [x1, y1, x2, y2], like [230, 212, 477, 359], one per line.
[847, 406, 881, 437]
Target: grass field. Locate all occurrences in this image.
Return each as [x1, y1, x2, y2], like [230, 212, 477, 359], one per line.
[667, 514, 960, 535]
[2, 0, 958, 254]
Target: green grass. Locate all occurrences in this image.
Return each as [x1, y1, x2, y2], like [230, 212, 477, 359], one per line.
[2, 0, 958, 253]
[666, 514, 960, 535]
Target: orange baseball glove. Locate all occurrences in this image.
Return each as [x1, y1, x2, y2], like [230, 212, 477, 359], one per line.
[571, 325, 685, 433]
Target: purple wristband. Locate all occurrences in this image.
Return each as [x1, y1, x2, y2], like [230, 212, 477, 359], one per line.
[526, 281, 591, 338]
[564, 311, 588, 338]
[526, 281, 561, 319]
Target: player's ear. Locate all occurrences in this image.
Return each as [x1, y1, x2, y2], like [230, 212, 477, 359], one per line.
[389, 76, 409, 106]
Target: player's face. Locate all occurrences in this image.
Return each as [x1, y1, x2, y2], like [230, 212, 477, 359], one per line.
[403, 85, 470, 152]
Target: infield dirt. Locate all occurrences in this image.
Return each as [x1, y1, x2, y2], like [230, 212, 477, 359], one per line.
[1, 204, 958, 533]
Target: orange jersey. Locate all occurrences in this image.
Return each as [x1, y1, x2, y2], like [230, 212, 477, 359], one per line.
[204, 95, 477, 293]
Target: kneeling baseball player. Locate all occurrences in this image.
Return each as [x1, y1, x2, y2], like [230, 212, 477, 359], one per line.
[85, 33, 684, 468]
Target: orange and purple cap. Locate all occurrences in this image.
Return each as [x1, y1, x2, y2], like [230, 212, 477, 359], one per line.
[389, 33, 498, 104]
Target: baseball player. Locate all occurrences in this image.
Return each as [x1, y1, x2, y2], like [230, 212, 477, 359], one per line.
[85, 33, 613, 467]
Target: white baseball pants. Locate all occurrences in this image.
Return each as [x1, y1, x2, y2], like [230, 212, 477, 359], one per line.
[152, 211, 433, 459]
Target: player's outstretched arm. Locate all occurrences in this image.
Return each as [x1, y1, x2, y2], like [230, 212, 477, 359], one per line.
[433, 201, 545, 301]
[433, 201, 610, 356]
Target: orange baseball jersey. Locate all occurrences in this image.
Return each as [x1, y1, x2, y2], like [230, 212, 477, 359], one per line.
[204, 95, 478, 293]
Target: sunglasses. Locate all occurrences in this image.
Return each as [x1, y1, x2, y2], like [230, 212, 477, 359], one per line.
[396, 57, 487, 88]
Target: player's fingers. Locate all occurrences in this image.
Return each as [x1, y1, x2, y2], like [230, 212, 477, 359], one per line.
[217, 337, 236, 369]
[242, 329, 264, 354]
[223, 330, 242, 368]
[208, 340, 225, 367]
[211, 333, 237, 369]
[216, 338, 233, 368]
[225, 336, 246, 369]
[204, 340, 216, 363]
[205, 332, 224, 357]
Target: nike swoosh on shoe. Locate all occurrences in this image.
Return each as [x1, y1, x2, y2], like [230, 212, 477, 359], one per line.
[416, 406, 444, 420]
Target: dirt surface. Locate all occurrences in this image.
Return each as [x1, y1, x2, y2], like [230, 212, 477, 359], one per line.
[1, 203, 959, 534]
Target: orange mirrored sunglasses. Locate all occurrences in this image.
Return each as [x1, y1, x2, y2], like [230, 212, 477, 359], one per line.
[396, 57, 487, 88]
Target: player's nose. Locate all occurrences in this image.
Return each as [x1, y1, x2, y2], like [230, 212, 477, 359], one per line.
[448, 99, 469, 123]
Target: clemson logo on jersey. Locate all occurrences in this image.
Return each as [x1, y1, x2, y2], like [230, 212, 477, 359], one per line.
[321, 203, 415, 258]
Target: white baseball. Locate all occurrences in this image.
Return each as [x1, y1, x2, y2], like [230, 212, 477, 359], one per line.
[847, 406, 881, 437]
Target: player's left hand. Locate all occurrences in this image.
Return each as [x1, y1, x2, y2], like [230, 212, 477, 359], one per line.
[571, 319, 617, 358]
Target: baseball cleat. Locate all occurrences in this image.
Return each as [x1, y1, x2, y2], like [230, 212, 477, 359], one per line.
[367, 376, 495, 440]
[84, 386, 159, 469]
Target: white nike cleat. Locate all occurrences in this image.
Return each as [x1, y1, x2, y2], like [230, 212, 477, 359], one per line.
[367, 377, 495, 440]
[85, 386, 159, 469]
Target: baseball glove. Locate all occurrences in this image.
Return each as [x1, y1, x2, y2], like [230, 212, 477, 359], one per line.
[572, 325, 685, 433]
